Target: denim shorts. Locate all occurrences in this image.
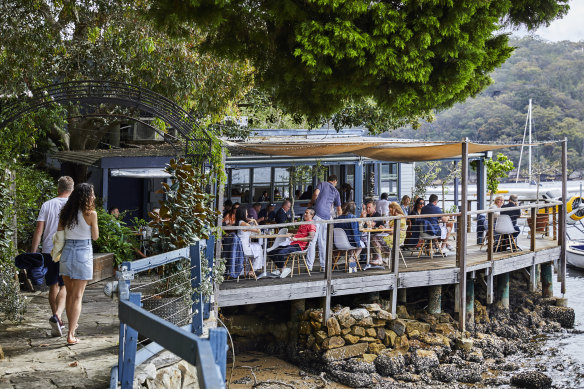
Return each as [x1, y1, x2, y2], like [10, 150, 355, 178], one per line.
[59, 239, 93, 280]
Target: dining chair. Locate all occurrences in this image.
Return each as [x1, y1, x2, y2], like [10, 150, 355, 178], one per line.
[418, 224, 444, 259]
[494, 214, 518, 252]
[332, 228, 362, 272]
[284, 237, 315, 277]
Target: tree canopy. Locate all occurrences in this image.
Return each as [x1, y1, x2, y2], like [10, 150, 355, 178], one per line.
[149, 0, 569, 130]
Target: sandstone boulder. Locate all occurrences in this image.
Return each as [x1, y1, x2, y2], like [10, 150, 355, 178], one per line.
[323, 342, 369, 361]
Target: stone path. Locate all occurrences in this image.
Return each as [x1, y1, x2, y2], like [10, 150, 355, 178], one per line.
[0, 281, 119, 389]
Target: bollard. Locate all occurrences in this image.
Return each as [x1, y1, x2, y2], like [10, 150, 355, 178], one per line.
[428, 285, 442, 314]
[466, 278, 474, 330]
[541, 264, 553, 298]
[497, 273, 510, 309]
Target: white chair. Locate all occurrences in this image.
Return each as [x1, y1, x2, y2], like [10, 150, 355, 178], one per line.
[265, 228, 288, 272]
[494, 214, 518, 252]
[418, 224, 444, 259]
[284, 236, 315, 277]
[333, 228, 362, 272]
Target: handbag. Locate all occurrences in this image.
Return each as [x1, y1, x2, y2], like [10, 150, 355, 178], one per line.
[51, 230, 65, 262]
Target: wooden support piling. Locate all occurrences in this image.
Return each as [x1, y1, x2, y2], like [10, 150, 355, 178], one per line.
[428, 285, 442, 314]
[390, 218, 400, 318]
[324, 223, 333, 322]
[458, 139, 469, 333]
[487, 212, 494, 263]
[486, 268, 494, 304]
[529, 263, 537, 292]
[497, 273, 510, 309]
[530, 207, 537, 252]
[541, 263, 553, 298]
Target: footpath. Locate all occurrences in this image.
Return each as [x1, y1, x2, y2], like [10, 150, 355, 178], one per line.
[0, 281, 119, 389]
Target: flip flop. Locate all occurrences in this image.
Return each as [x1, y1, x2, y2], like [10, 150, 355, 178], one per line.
[67, 337, 79, 345]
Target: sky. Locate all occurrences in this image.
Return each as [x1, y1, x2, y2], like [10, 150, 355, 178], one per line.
[510, 1, 584, 42]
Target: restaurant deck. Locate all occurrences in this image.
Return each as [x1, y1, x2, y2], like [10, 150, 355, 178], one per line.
[217, 233, 560, 307]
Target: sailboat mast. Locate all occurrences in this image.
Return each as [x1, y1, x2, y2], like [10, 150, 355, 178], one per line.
[516, 101, 530, 183]
[528, 99, 532, 182]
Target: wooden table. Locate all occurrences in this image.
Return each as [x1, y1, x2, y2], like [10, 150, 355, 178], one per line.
[360, 227, 393, 267]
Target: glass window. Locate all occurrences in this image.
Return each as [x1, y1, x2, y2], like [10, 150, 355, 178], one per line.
[380, 163, 398, 198]
[252, 167, 271, 202]
[274, 168, 290, 200]
[230, 168, 250, 203]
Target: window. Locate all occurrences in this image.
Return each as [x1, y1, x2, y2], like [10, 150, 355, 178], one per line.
[380, 163, 398, 198]
[230, 168, 250, 203]
[274, 168, 290, 200]
[251, 167, 271, 202]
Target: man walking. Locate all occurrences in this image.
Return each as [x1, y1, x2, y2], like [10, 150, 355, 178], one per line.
[309, 175, 342, 270]
[30, 176, 74, 337]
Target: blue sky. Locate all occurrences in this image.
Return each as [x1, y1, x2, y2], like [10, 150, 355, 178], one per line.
[510, 1, 584, 42]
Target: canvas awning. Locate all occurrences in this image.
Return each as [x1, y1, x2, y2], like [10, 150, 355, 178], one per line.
[224, 138, 538, 162]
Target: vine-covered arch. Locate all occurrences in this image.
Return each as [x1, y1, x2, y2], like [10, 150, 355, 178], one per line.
[0, 80, 213, 158]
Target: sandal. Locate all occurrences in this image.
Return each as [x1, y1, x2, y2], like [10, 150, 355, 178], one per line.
[67, 337, 79, 345]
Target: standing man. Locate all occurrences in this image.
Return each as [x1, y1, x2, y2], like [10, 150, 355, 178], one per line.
[30, 176, 74, 337]
[309, 175, 342, 270]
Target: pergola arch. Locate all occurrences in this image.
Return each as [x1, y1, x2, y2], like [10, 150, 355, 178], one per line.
[0, 80, 213, 158]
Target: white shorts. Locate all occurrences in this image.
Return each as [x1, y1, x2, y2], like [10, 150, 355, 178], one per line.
[440, 226, 448, 240]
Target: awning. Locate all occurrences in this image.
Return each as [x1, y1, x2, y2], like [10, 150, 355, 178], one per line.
[110, 168, 171, 178]
[224, 138, 547, 162]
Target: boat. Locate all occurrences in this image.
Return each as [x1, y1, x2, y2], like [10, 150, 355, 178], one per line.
[567, 243, 584, 269]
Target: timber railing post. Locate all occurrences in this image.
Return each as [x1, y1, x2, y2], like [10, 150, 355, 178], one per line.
[487, 212, 494, 263]
[391, 218, 400, 318]
[530, 207, 537, 252]
[458, 139, 469, 333]
[561, 138, 568, 294]
[324, 222, 333, 322]
[553, 205, 557, 241]
[191, 242, 203, 336]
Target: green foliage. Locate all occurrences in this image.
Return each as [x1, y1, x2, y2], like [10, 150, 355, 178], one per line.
[94, 207, 141, 266]
[414, 162, 442, 199]
[148, 158, 223, 299]
[485, 153, 515, 204]
[149, 0, 567, 131]
[12, 164, 56, 252]
[0, 167, 27, 322]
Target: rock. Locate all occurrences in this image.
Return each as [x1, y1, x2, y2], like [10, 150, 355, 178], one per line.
[309, 309, 323, 322]
[411, 349, 439, 373]
[322, 336, 345, 349]
[344, 334, 360, 345]
[438, 312, 454, 323]
[315, 330, 327, 344]
[299, 321, 311, 335]
[375, 349, 406, 376]
[408, 329, 420, 339]
[358, 336, 381, 343]
[357, 316, 374, 327]
[510, 371, 552, 389]
[339, 315, 356, 328]
[0, 345, 3, 360]
[310, 320, 322, 331]
[432, 364, 482, 384]
[420, 333, 450, 347]
[544, 305, 575, 328]
[366, 328, 377, 337]
[474, 299, 490, 323]
[376, 327, 386, 341]
[306, 335, 315, 348]
[350, 308, 370, 320]
[327, 317, 341, 336]
[391, 319, 407, 336]
[396, 335, 410, 351]
[434, 323, 457, 338]
[328, 357, 376, 373]
[455, 337, 473, 351]
[134, 362, 157, 386]
[327, 369, 376, 388]
[393, 372, 421, 382]
[334, 306, 351, 320]
[362, 354, 377, 363]
[405, 320, 431, 337]
[372, 318, 386, 327]
[323, 342, 369, 361]
[361, 303, 381, 312]
[385, 330, 398, 347]
[341, 327, 351, 336]
[177, 361, 198, 388]
[377, 309, 392, 320]
[351, 326, 366, 337]
[416, 312, 438, 325]
[368, 343, 386, 354]
[396, 305, 410, 318]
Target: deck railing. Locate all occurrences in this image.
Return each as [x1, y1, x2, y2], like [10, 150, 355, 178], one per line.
[219, 200, 563, 330]
[109, 242, 227, 389]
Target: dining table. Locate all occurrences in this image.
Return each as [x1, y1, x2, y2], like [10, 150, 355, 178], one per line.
[250, 232, 289, 278]
[360, 227, 394, 269]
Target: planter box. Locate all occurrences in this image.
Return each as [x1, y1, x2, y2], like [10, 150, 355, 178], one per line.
[91, 253, 114, 284]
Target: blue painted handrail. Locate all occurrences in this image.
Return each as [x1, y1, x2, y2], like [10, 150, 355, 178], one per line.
[112, 241, 226, 389]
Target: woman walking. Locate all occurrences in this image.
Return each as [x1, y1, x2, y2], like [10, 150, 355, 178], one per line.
[58, 183, 99, 345]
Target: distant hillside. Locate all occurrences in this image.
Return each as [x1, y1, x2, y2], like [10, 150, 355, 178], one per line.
[390, 37, 584, 175]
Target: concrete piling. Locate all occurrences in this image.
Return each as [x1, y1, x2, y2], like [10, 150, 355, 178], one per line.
[541, 263, 553, 298]
[497, 273, 510, 309]
[428, 285, 442, 314]
[466, 278, 474, 329]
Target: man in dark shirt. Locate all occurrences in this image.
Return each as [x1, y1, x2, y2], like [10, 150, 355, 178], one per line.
[500, 194, 521, 249]
[275, 199, 292, 224]
[421, 194, 453, 252]
[247, 203, 261, 221]
[258, 204, 275, 223]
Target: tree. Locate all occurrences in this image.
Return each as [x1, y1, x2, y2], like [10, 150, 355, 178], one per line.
[485, 153, 515, 205]
[414, 162, 442, 200]
[149, 0, 568, 131]
[0, 0, 253, 169]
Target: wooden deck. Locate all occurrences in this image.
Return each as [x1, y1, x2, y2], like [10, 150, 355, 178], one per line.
[216, 234, 560, 307]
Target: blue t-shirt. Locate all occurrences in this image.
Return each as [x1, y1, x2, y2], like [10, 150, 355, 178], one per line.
[314, 181, 341, 219]
[421, 203, 442, 225]
[336, 213, 361, 247]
